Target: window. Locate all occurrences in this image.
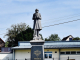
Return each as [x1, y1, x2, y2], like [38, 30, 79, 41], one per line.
[66, 51, 70, 54]
[71, 51, 76, 54]
[69, 38, 72, 40]
[61, 51, 80, 55]
[44, 52, 52, 59]
[44, 52, 52, 53]
[77, 51, 80, 54]
[44, 54, 48, 58]
[60, 52, 65, 54]
[67, 59, 75, 60]
[49, 54, 52, 58]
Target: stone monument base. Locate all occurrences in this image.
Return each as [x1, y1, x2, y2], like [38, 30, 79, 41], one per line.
[30, 40, 45, 60]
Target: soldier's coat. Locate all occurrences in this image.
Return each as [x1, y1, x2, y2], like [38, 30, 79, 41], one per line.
[32, 13, 42, 30]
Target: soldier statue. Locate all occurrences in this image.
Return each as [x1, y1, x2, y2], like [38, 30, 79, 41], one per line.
[32, 9, 42, 40]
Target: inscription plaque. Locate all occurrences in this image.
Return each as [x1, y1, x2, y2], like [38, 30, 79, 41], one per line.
[31, 46, 44, 60]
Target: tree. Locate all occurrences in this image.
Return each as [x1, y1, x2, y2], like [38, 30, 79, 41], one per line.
[5, 23, 31, 47]
[5, 41, 9, 47]
[14, 31, 44, 47]
[13, 27, 33, 47]
[39, 34, 44, 40]
[45, 34, 61, 41]
[73, 37, 80, 40]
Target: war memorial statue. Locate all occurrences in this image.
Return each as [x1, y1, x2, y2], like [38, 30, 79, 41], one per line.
[32, 9, 42, 40]
[30, 9, 45, 60]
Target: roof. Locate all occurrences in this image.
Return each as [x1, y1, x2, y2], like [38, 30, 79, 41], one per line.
[11, 41, 80, 49]
[44, 45, 80, 48]
[62, 35, 73, 41]
[0, 38, 5, 43]
[11, 46, 31, 49]
[11, 45, 80, 49]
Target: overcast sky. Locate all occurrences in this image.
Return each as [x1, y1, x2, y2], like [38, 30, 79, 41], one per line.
[0, 0, 80, 42]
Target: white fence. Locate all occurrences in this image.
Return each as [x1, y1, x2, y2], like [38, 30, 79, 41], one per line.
[0, 53, 12, 60]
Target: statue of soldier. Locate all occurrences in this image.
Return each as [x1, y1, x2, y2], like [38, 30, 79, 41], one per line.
[32, 9, 42, 40]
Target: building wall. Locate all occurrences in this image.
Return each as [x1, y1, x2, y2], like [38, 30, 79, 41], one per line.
[60, 48, 80, 60]
[60, 55, 80, 60]
[0, 53, 12, 60]
[44, 49, 59, 60]
[60, 48, 80, 51]
[15, 49, 31, 59]
[0, 39, 5, 52]
[15, 49, 59, 60]
[15, 48, 80, 60]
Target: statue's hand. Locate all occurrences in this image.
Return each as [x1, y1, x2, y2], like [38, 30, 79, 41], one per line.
[36, 16, 41, 20]
[36, 16, 39, 18]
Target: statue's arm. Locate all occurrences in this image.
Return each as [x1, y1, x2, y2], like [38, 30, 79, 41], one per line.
[32, 13, 41, 20]
[32, 14, 35, 20]
[39, 13, 41, 20]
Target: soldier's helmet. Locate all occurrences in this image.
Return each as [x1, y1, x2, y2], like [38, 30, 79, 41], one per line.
[35, 9, 39, 11]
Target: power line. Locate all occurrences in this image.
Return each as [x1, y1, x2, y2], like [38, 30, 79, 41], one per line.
[0, 19, 80, 35]
[42, 19, 80, 28]
[7, 13, 80, 26]
[42, 14, 80, 24]
[42, 13, 80, 22]
[0, 13, 80, 29]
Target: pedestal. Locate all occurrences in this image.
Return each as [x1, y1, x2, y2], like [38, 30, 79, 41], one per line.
[30, 40, 45, 60]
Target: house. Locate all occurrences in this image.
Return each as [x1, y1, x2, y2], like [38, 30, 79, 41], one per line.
[0, 38, 12, 60]
[0, 38, 5, 52]
[0, 47, 12, 60]
[62, 35, 73, 41]
[11, 41, 80, 60]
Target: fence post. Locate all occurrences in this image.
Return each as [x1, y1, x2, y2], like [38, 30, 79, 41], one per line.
[16, 59, 17, 60]
[68, 56, 69, 60]
[53, 58, 54, 60]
